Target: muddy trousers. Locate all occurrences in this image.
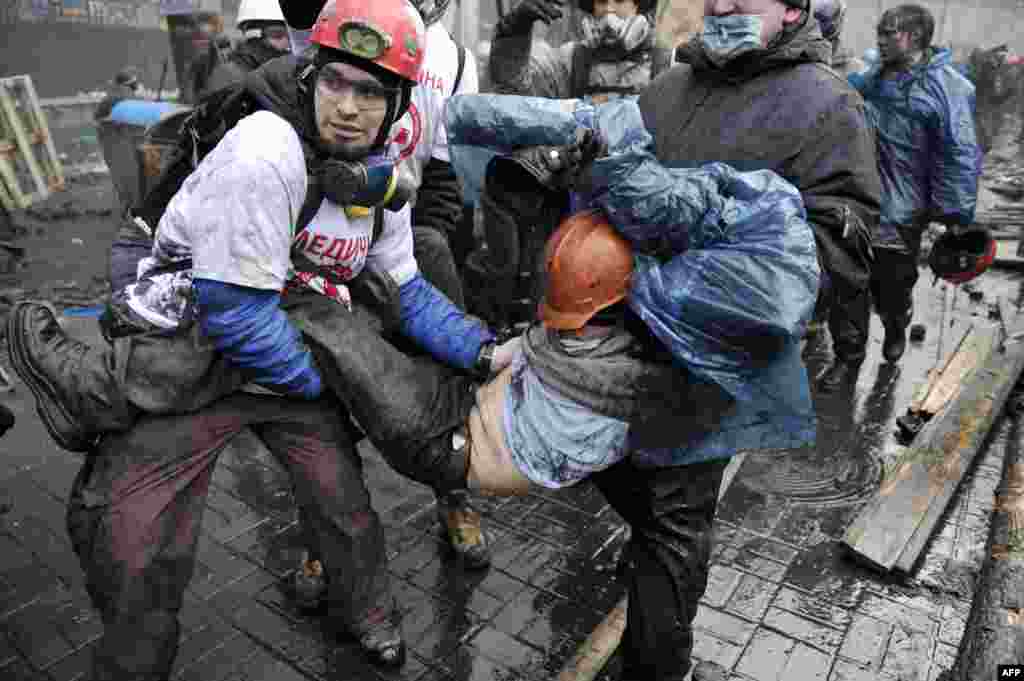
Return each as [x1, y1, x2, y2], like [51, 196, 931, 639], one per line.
[286, 293, 478, 496]
[870, 227, 924, 331]
[591, 458, 728, 681]
[821, 274, 871, 365]
[66, 394, 394, 681]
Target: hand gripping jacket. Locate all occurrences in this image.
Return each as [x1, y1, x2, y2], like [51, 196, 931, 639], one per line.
[928, 227, 997, 285]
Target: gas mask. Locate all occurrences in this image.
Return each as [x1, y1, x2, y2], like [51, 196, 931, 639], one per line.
[580, 12, 651, 52]
[699, 14, 764, 67]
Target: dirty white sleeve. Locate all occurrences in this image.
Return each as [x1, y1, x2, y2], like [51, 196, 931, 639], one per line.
[365, 205, 418, 286]
[189, 155, 303, 291]
[432, 49, 479, 164]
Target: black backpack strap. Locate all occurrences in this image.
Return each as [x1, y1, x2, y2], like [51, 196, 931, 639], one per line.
[372, 206, 386, 247]
[569, 44, 592, 99]
[295, 184, 323, 235]
[452, 43, 467, 97]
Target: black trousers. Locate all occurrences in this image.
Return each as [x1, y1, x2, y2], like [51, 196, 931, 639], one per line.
[823, 273, 872, 365]
[591, 457, 728, 681]
[870, 226, 924, 330]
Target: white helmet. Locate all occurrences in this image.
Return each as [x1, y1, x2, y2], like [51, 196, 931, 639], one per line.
[235, 0, 286, 29]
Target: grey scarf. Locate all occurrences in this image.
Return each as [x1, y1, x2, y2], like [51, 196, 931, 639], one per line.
[521, 324, 735, 447]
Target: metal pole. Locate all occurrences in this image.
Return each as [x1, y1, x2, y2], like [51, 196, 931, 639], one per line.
[156, 58, 169, 102]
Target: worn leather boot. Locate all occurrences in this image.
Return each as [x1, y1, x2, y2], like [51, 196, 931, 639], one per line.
[437, 490, 491, 569]
[347, 605, 406, 668]
[882, 324, 907, 363]
[6, 302, 127, 451]
[284, 556, 327, 613]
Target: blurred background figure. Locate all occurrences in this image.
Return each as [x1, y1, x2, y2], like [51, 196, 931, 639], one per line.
[94, 66, 142, 121]
[202, 0, 292, 97]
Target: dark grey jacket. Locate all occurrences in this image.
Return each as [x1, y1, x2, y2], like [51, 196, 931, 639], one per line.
[649, 19, 881, 291]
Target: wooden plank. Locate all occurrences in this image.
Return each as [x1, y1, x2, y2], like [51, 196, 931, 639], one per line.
[0, 150, 31, 210]
[14, 75, 63, 191]
[908, 324, 974, 413]
[843, 326, 1024, 573]
[893, 336, 1024, 573]
[920, 326, 997, 415]
[0, 80, 48, 201]
[557, 596, 628, 681]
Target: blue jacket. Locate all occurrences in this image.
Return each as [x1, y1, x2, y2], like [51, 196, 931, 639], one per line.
[849, 48, 981, 247]
[448, 95, 819, 465]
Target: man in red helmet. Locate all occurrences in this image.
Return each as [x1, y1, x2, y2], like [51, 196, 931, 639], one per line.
[283, 0, 496, 578]
[6, 0, 512, 676]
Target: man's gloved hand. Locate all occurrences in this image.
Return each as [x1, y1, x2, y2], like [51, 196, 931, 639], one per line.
[544, 128, 608, 192]
[498, 0, 563, 36]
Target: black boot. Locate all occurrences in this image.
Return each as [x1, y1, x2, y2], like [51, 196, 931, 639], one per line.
[6, 302, 126, 451]
[882, 324, 907, 363]
[346, 606, 406, 668]
[437, 490, 492, 569]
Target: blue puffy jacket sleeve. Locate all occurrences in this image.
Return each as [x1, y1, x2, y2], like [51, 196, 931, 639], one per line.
[398, 273, 495, 370]
[927, 74, 981, 225]
[193, 278, 323, 399]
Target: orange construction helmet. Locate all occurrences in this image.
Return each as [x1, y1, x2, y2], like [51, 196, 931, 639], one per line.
[538, 210, 634, 330]
[309, 0, 425, 85]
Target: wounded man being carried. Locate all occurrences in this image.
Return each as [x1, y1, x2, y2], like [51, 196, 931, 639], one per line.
[8, 94, 820, 497]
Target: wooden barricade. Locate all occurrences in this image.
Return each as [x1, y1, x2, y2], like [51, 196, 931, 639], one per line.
[0, 75, 65, 211]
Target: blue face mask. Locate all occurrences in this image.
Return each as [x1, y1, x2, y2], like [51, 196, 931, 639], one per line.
[700, 14, 764, 67]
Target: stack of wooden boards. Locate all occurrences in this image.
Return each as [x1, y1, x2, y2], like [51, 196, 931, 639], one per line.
[0, 75, 64, 212]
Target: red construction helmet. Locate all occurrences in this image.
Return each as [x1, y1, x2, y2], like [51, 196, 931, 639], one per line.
[309, 0, 425, 85]
[539, 210, 634, 330]
[928, 227, 997, 285]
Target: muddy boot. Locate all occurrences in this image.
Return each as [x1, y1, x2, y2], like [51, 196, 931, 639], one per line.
[882, 324, 907, 363]
[284, 556, 327, 613]
[347, 605, 406, 668]
[437, 490, 491, 569]
[6, 302, 134, 451]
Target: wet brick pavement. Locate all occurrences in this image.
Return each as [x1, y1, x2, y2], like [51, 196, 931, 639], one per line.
[1, 269, 1023, 680]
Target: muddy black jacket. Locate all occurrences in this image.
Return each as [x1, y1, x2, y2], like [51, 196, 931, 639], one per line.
[649, 20, 881, 291]
[200, 39, 290, 101]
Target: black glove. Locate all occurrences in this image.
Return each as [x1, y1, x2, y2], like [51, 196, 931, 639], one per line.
[540, 128, 608, 192]
[497, 0, 564, 36]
